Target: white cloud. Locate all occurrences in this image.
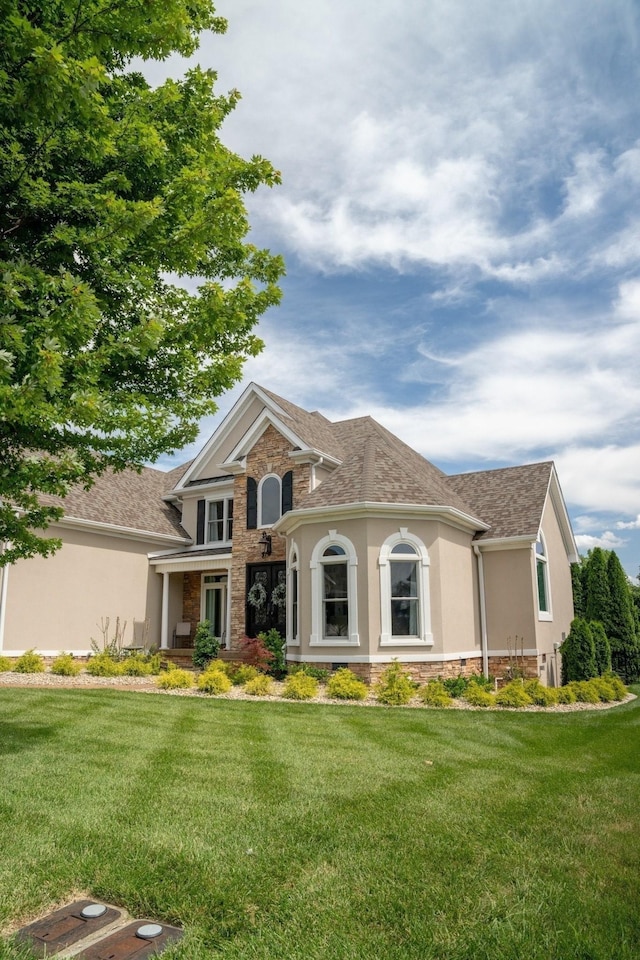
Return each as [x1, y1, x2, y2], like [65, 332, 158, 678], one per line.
[575, 531, 626, 550]
[616, 515, 640, 530]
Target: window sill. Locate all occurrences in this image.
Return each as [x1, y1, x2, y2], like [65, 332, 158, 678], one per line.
[537, 612, 553, 622]
[380, 635, 434, 647]
[310, 635, 360, 647]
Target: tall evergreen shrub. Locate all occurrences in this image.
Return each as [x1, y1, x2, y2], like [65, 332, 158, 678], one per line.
[589, 621, 612, 676]
[605, 552, 640, 682]
[584, 548, 611, 626]
[571, 562, 585, 619]
[560, 618, 597, 684]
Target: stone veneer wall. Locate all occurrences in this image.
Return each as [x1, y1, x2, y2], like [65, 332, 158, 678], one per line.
[485, 655, 538, 680]
[228, 424, 311, 653]
[299, 658, 485, 684]
[179, 572, 201, 646]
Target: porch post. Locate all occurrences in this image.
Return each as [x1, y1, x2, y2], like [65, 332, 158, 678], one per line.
[160, 572, 170, 650]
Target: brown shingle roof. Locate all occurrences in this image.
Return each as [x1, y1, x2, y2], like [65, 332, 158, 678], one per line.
[42, 466, 189, 540]
[296, 416, 481, 518]
[259, 386, 346, 460]
[448, 462, 553, 540]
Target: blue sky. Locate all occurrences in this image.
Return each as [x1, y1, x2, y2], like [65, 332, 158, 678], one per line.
[148, 0, 640, 579]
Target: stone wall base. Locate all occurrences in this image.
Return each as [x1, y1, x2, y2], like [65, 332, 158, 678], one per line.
[285, 657, 485, 684]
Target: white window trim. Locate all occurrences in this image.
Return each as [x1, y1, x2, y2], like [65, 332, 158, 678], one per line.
[310, 530, 359, 647]
[257, 473, 282, 528]
[535, 534, 552, 621]
[287, 541, 300, 646]
[379, 528, 433, 646]
[206, 496, 233, 546]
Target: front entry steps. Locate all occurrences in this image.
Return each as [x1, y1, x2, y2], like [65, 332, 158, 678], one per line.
[15, 900, 183, 958]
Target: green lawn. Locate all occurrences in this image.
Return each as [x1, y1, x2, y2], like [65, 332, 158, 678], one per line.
[1, 689, 639, 960]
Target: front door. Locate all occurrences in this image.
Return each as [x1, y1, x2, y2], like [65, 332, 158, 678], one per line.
[246, 562, 286, 637]
[202, 574, 227, 643]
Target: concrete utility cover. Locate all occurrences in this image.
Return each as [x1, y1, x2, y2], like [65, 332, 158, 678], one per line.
[75, 920, 184, 959]
[15, 900, 123, 956]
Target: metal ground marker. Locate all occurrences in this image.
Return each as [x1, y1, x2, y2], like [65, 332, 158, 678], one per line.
[14, 901, 183, 959]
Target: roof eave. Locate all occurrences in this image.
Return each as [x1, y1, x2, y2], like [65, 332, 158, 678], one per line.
[274, 501, 488, 536]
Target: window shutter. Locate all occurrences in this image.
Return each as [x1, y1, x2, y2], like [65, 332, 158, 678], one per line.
[196, 499, 206, 544]
[282, 470, 293, 514]
[247, 477, 257, 529]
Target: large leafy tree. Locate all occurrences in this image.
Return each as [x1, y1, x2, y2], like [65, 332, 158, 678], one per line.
[0, 1, 284, 565]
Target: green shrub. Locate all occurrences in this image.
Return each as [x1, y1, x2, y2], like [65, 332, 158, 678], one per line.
[192, 621, 220, 669]
[374, 662, 416, 705]
[0, 655, 14, 672]
[556, 685, 577, 704]
[229, 663, 260, 685]
[145, 652, 163, 675]
[560, 617, 598, 683]
[441, 675, 468, 698]
[258, 628, 286, 678]
[156, 668, 194, 690]
[463, 682, 496, 707]
[86, 652, 124, 677]
[51, 653, 81, 677]
[198, 667, 233, 694]
[602, 671, 627, 700]
[591, 677, 617, 702]
[418, 680, 453, 707]
[590, 620, 612, 676]
[523, 679, 559, 706]
[244, 674, 274, 697]
[568, 680, 600, 704]
[287, 663, 330, 682]
[326, 668, 368, 701]
[13, 649, 45, 673]
[121, 653, 153, 676]
[495, 681, 533, 708]
[282, 671, 318, 700]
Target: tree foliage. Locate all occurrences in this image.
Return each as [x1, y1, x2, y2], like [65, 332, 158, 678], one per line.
[560, 618, 597, 684]
[583, 548, 611, 627]
[572, 549, 640, 683]
[0, 1, 284, 564]
[589, 620, 612, 677]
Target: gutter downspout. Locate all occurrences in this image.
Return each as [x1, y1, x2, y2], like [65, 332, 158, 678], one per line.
[473, 544, 489, 678]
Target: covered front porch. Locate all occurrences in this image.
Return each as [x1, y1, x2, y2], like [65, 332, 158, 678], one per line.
[149, 549, 233, 654]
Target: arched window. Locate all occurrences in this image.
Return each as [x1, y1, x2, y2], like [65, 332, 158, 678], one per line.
[287, 542, 300, 646]
[379, 529, 432, 646]
[536, 534, 552, 619]
[258, 474, 281, 527]
[310, 531, 358, 646]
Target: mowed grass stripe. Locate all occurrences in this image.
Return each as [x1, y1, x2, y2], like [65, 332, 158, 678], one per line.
[0, 689, 639, 959]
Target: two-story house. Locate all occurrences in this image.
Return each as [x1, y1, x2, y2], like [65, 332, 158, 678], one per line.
[0, 382, 577, 683]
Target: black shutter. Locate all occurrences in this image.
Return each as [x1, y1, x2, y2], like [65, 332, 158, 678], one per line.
[196, 499, 206, 544]
[247, 477, 257, 529]
[282, 470, 293, 514]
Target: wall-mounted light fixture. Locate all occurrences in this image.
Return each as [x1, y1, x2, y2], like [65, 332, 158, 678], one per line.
[259, 532, 272, 557]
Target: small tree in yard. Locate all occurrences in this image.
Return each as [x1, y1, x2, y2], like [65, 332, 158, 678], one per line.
[192, 621, 220, 669]
[0, 1, 283, 565]
[560, 618, 597, 684]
